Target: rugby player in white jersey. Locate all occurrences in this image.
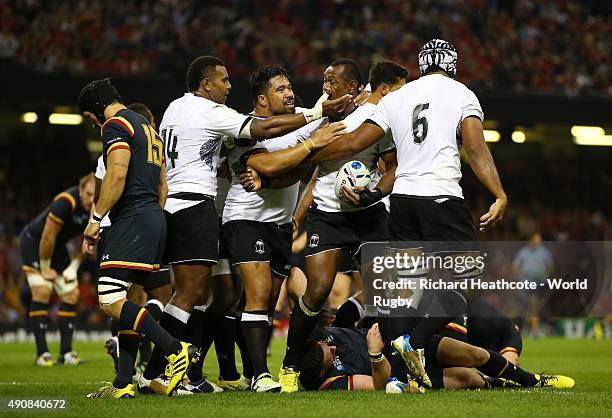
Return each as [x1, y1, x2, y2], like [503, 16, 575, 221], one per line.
[141, 55, 351, 383]
[311, 39, 508, 387]
[223, 66, 348, 392]
[247, 59, 407, 393]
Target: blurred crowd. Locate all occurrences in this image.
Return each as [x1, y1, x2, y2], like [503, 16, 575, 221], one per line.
[0, 145, 610, 325]
[0, 0, 610, 95]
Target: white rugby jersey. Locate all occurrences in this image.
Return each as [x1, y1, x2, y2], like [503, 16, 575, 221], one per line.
[159, 93, 251, 213]
[313, 103, 395, 213]
[223, 120, 324, 225]
[369, 74, 484, 199]
[94, 155, 112, 228]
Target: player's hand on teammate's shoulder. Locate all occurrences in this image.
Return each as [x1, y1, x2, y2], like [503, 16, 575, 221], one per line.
[353, 85, 369, 107]
[240, 167, 262, 192]
[310, 122, 346, 149]
[479, 196, 508, 232]
[366, 323, 385, 354]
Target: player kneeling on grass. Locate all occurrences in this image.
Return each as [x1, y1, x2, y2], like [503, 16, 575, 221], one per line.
[78, 78, 199, 399]
[299, 323, 575, 393]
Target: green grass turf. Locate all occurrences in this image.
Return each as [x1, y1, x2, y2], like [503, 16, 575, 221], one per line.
[1, 338, 611, 417]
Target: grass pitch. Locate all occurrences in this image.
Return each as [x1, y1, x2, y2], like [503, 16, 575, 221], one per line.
[1, 338, 611, 417]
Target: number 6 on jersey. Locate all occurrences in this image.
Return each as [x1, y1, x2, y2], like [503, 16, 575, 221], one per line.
[412, 103, 429, 144]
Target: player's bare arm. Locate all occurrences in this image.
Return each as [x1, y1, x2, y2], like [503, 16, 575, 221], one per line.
[246, 123, 346, 177]
[158, 162, 168, 209]
[246, 95, 351, 140]
[341, 149, 397, 207]
[84, 149, 130, 244]
[240, 164, 313, 193]
[38, 215, 62, 279]
[310, 122, 385, 162]
[461, 116, 508, 232]
[366, 323, 391, 390]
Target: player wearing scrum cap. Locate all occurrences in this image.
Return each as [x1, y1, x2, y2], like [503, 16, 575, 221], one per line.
[311, 39, 508, 388]
[79, 78, 197, 398]
[89, 102, 172, 378]
[241, 60, 408, 393]
[141, 55, 351, 385]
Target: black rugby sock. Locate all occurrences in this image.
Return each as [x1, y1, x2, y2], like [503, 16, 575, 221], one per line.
[58, 302, 77, 355]
[29, 301, 50, 356]
[241, 311, 270, 377]
[236, 316, 253, 379]
[142, 304, 189, 380]
[120, 301, 181, 356]
[214, 313, 240, 380]
[138, 300, 163, 364]
[478, 349, 538, 387]
[283, 297, 319, 369]
[114, 330, 140, 388]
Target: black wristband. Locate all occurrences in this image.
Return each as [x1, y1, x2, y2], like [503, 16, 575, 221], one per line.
[368, 352, 384, 362]
[260, 176, 270, 189]
[358, 187, 383, 207]
[92, 213, 103, 222]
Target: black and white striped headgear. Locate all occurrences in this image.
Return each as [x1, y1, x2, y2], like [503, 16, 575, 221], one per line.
[418, 39, 457, 79]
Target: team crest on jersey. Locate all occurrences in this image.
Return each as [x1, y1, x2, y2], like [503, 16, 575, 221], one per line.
[309, 234, 320, 248]
[254, 239, 265, 254]
[199, 138, 219, 169]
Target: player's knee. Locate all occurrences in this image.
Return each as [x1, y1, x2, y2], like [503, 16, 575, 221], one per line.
[61, 288, 80, 304]
[31, 284, 52, 302]
[97, 276, 129, 309]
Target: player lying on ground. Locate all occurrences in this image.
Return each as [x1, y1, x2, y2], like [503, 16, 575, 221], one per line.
[20, 173, 95, 366]
[299, 322, 574, 392]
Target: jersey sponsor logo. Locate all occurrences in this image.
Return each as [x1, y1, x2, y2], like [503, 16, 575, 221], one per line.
[102, 254, 110, 261]
[254, 239, 265, 254]
[199, 138, 220, 169]
[309, 234, 320, 248]
[332, 356, 345, 371]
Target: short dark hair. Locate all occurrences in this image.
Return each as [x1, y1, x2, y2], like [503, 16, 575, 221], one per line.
[127, 102, 153, 124]
[368, 61, 408, 91]
[299, 340, 325, 382]
[249, 66, 291, 102]
[330, 58, 363, 86]
[186, 56, 225, 92]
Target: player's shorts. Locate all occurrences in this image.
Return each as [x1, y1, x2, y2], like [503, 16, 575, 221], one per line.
[144, 268, 171, 292]
[305, 202, 388, 257]
[164, 198, 218, 265]
[338, 249, 359, 274]
[223, 220, 292, 278]
[19, 227, 76, 294]
[19, 226, 71, 274]
[213, 217, 232, 276]
[99, 210, 166, 274]
[99, 226, 170, 291]
[389, 195, 475, 241]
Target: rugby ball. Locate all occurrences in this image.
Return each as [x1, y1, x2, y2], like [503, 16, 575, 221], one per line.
[334, 160, 371, 202]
